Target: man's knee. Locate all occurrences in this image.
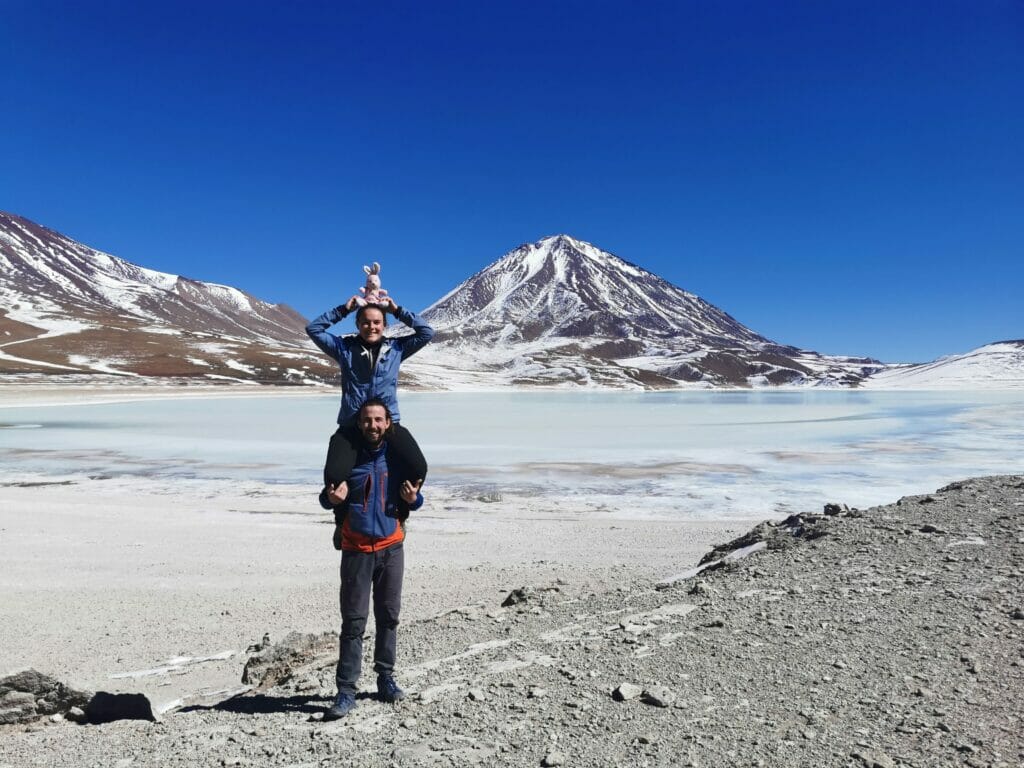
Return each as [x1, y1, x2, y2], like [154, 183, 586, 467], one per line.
[341, 615, 368, 639]
[374, 610, 400, 631]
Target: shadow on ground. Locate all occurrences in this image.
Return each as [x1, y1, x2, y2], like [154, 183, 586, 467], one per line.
[181, 692, 329, 716]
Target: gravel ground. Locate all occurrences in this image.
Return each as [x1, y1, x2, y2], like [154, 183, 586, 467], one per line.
[2, 474, 1022, 768]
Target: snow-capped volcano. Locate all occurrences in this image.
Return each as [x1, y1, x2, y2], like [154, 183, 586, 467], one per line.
[425, 235, 765, 346]
[0, 211, 335, 383]
[407, 235, 885, 388]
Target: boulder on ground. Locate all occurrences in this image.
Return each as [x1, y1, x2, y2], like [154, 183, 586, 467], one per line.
[0, 669, 92, 726]
[241, 631, 336, 691]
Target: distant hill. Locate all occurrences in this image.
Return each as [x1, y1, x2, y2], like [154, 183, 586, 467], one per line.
[862, 341, 1024, 389]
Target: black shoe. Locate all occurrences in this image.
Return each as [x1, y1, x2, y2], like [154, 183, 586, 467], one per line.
[324, 691, 356, 720]
[377, 674, 405, 703]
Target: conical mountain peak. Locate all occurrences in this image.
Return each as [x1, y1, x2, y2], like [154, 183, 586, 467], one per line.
[413, 236, 885, 388]
[424, 235, 758, 344]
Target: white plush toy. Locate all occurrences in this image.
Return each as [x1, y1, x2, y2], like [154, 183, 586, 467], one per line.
[356, 262, 388, 306]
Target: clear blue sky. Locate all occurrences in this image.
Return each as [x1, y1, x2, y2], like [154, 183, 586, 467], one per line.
[3, 0, 1022, 363]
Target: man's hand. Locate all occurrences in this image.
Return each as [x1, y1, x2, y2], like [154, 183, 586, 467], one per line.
[344, 295, 360, 312]
[327, 481, 349, 505]
[380, 296, 398, 314]
[400, 479, 423, 504]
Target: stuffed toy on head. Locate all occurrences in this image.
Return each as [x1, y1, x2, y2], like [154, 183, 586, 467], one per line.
[356, 262, 389, 306]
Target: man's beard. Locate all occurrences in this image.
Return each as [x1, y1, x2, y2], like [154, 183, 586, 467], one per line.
[363, 429, 388, 449]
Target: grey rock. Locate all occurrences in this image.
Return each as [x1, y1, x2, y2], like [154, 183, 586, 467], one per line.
[689, 581, 713, 596]
[613, 683, 643, 701]
[641, 686, 675, 707]
[244, 632, 271, 654]
[0, 669, 92, 725]
[293, 674, 322, 693]
[852, 750, 896, 768]
[501, 587, 536, 607]
[542, 751, 566, 766]
[240, 631, 336, 691]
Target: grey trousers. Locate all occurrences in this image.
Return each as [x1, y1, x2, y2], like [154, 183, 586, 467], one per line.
[335, 543, 404, 696]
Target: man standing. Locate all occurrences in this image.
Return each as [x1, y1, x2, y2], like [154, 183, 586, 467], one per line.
[324, 397, 423, 721]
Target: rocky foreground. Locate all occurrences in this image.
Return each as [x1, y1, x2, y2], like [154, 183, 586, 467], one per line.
[2, 475, 1022, 768]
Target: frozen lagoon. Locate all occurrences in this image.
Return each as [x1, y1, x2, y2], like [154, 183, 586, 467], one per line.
[1, 390, 1022, 520]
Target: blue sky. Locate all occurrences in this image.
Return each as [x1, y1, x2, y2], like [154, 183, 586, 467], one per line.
[3, 1, 1022, 363]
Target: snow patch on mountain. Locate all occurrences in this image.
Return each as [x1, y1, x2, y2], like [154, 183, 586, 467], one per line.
[862, 341, 1024, 390]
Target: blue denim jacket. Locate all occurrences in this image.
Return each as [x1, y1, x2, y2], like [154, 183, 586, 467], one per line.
[305, 305, 434, 426]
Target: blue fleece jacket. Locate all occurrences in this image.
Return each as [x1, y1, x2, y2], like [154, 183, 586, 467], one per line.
[345, 443, 424, 539]
[305, 305, 434, 426]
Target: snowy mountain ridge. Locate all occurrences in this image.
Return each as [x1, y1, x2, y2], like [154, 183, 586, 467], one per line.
[1, 214, 1020, 389]
[0, 211, 336, 383]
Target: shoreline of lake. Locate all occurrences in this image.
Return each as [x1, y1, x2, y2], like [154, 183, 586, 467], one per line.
[3, 376, 1024, 412]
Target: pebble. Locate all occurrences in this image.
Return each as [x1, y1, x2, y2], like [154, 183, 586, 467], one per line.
[613, 683, 643, 701]
[852, 749, 896, 768]
[640, 686, 675, 708]
[542, 752, 566, 767]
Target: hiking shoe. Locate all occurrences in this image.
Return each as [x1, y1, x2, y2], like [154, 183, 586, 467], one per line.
[324, 692, 356, 720]
[377, 674, 405, 703]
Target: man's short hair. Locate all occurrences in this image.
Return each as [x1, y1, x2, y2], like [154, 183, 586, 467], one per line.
[355, 304, 388, 325]
[359, 397, 393, 422]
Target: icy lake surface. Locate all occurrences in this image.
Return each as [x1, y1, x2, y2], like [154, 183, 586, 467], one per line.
[2, 391, 1022, 520]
